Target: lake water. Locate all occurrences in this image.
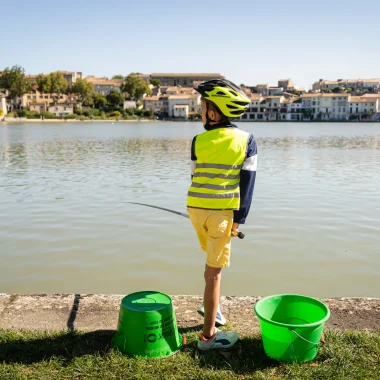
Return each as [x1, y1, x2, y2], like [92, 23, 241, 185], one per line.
[1, 121, 379, 298]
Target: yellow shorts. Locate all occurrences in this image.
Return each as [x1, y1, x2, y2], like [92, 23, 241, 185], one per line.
[187, 208, 234, 268]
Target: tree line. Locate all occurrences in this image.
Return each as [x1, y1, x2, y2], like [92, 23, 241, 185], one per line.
[0, 66, 154, 110]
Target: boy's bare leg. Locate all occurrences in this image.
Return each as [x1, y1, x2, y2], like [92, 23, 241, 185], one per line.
[203, 264, 222, 337]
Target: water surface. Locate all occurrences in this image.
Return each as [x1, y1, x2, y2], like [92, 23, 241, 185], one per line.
[1, 122, 379, 297]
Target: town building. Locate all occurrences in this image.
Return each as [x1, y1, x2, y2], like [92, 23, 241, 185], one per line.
[85, 76, 123, 95]
[123, 101, 137, 109]
[148, 73, 224, 87]
[313, 78, 380, 92]
[286, 98, 303, 121]
[0, 93, 7, 115]
[143, 96, 164, 114]
[168, 94, 201, 118]
[29, 102, 47, 114]
[301, 93, 349, 120]
[348, 97, 379, 120]
[48, 103, 74, 117]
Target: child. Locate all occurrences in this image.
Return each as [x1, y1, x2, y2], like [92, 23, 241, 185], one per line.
[187, 79, 257, 351]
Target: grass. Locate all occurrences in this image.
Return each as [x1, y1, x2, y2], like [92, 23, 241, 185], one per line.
[0, 328, 379, 379]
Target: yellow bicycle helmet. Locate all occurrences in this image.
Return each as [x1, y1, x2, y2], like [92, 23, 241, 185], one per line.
[194, 79, 250, 119]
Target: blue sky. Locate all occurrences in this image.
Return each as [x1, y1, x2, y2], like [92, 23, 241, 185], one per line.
[2, 0, 380, 89]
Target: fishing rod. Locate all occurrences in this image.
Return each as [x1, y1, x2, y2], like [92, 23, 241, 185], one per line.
[129, 202, 245, 239]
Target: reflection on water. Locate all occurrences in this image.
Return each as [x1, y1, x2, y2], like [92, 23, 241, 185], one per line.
[0, 122, 379, 297]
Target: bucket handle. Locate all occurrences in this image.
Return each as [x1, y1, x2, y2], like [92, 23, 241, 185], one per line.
[290, 329, 321, 345]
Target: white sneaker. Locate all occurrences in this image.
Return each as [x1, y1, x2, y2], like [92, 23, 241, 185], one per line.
[197, 303, 227, 326]
[198, 328, 238, 351]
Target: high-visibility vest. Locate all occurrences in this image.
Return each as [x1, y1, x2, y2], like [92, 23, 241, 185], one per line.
[187, 127, 249, 210]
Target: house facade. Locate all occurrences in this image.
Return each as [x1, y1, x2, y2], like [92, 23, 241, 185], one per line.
[85, 76, 123, 95]
[48, 104, 74, 116]
[29, 103, 47, 114]
[168, 94, 201, 118]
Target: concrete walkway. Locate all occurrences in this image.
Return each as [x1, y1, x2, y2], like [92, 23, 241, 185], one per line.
[0, 294, 379, 334]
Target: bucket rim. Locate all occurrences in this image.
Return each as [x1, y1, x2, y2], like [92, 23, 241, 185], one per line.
[254, 293, 330, 329]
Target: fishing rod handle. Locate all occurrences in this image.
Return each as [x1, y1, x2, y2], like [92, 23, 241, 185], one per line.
[231, 230, 245, 239]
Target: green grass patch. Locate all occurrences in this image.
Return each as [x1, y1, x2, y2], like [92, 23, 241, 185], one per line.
[0, 329, 379, 379]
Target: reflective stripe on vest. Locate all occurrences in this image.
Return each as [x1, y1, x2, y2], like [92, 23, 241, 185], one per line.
[187, 127, 249, 210]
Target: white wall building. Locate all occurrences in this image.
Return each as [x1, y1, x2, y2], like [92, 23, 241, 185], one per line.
[173, 105, 189, 118]
[48, 104, 74, 117]
[123, 101, 137, 109]
[0, 95, 7, 116]
[168, 94, 201, 118]
[286, 98, 302, 120]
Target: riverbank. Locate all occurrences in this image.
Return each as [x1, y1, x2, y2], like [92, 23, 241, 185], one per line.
[1, 294, 379, 332]
[1, 295, 379, 379]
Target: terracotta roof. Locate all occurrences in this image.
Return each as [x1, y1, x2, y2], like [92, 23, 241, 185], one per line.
[166, 86, 194, 93]
[174, 105, 188, 108]
[250, 94, 262, 101]
[151, 73, 223, 78]
[85, 76, 123, 86]
[168, 94, 199, 100]
[144, 96, 160, 101]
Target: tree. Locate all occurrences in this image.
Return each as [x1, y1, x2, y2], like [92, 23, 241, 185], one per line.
[49, 72, 69, 100]
[112, 75, 124, 79]
[240, 84, 246, 88]
[72, 79, 94, 104]
[149, 78, 161, 87]
[93, 92, 108, 109]
[36, 74, 51, 94]
[36, 72, 68, 101]
[106, 90, 124, 108]
[0, 66, 31, 103]
[122, 74, 151, 101]
[332, 86, 344, 93]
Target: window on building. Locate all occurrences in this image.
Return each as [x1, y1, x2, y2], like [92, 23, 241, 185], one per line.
[27, 96, 31, 99]
[350, 107, 352, 113]
[356, 107, 359, 113]
[333, 108, 335, 113]
[56, 107, 58, 111]
[338, 108, 341, 113]
[249, 114, 255, 119]
[343, 108, 345, 113]
[257, 114, 263, 119]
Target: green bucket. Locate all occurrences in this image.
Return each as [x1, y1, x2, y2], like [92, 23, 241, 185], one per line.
[254, 294, 330, 363]
[112, 291, 183, 358]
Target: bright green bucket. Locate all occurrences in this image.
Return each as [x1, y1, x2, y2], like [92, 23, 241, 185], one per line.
[254, 294, 330, 363]
[112, 291, 183, 358]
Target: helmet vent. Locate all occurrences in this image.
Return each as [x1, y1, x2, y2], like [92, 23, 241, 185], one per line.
[229, 90, 238, 97]
[230, 110, 244, 115]
[216, 91, 226, 95]
[232, 101, 249, 106]
[226, 104, 238, 109]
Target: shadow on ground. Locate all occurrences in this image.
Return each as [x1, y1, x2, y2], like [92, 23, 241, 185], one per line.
[0, 321, 285, 376]
[0, 330, 115, 364]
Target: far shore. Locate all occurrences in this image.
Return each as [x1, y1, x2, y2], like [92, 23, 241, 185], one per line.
[2, 118, 379, 124]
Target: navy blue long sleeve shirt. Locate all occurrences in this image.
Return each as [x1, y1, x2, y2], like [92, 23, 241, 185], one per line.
[190, 122, 257, 224]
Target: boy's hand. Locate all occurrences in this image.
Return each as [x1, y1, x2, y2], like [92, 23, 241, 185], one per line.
[231, 222, 239, 237]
